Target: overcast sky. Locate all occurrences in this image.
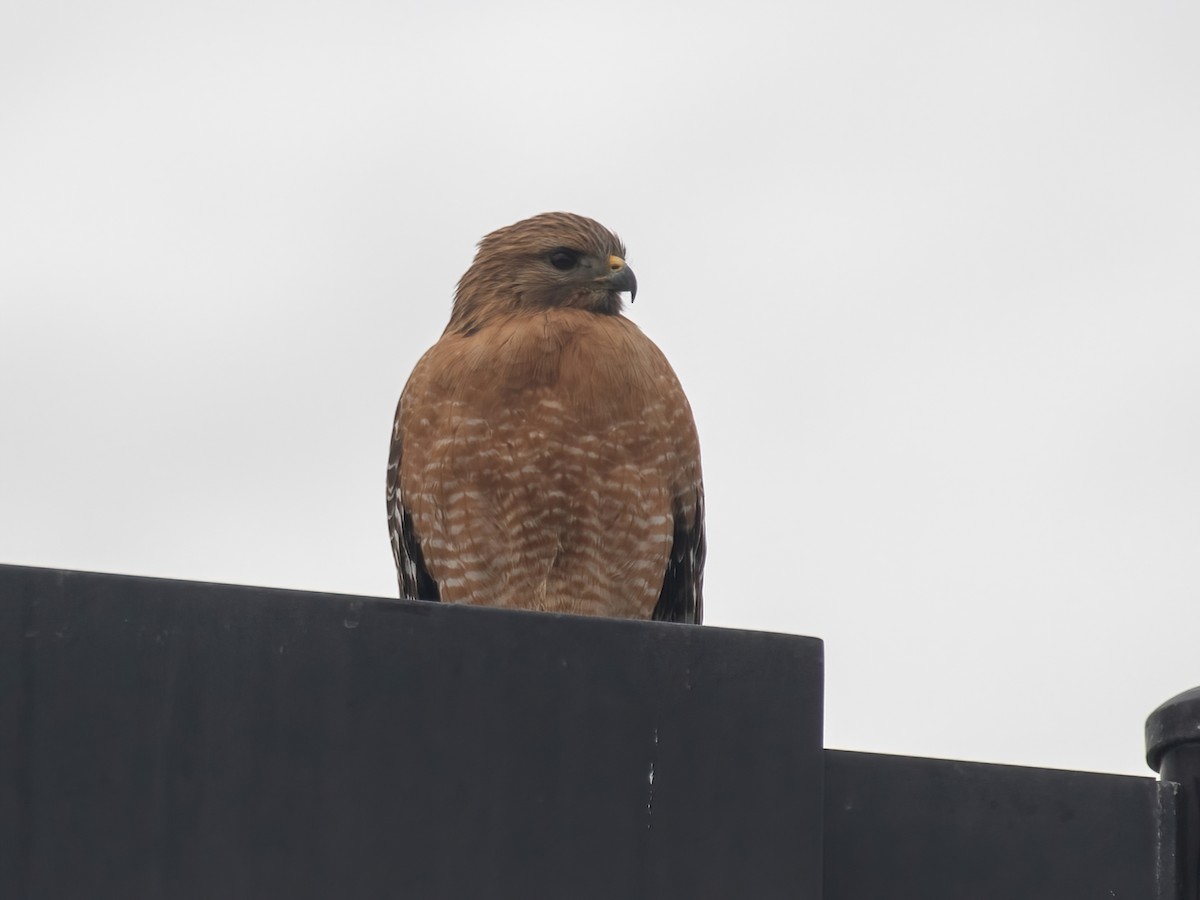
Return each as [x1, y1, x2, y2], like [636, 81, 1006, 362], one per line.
[3, 0, 1198, 777]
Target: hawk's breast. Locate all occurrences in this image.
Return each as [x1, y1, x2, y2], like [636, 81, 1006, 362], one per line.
[399, 310, 699, 618]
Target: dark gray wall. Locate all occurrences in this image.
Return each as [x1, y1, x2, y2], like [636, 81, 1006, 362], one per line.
[2, 565, 1184, 900]
[1, 565, 824, 900]
[824, 749, 1177, 900]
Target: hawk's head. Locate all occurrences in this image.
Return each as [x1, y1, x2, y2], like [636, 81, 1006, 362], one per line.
[448, 212, 637, 333]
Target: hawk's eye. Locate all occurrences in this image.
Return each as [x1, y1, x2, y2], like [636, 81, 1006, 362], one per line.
[548, 249, 581, 271]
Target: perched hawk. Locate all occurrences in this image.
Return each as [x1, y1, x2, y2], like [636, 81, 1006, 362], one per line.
[386, 212, 704, 623]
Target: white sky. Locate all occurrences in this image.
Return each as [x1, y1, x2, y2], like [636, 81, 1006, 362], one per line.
[2, 0, 1198, 777]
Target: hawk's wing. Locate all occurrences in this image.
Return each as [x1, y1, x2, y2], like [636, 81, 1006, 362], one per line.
[387, 414, 440, 602]
[651, 488, 705, 624]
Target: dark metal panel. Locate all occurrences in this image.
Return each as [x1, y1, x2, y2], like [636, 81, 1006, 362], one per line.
[824, 749, 1178, 900]
[0, 564, 824, 900]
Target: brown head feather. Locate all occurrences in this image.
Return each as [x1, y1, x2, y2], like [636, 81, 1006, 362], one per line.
[447, 212, 631, 334]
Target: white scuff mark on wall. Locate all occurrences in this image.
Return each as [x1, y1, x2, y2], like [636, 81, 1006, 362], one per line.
[646, 727, 659, 829]
[646, 761, 655, 828]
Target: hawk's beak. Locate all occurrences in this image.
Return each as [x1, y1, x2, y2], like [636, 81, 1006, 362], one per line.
[606, 256, 638, 303]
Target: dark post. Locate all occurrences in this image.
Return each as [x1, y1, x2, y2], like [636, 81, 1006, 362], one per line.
[1147, 686, 1200, 900]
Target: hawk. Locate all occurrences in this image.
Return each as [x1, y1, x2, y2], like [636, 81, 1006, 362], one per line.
[386, 212, 704, 623]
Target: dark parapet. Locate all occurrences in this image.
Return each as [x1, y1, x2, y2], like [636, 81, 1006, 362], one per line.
[3, 562, 1189, 900]
[823, 749, 1177, 900]
[0, 564, 824, 900]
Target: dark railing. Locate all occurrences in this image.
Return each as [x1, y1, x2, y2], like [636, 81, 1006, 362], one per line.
[1, 563, 1193, 899]
[1149, 687, 1200, 900]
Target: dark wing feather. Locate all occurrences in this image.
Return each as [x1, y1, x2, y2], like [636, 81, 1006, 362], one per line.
[386, 425, 440, 602]
[651, 489, 705, 624]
